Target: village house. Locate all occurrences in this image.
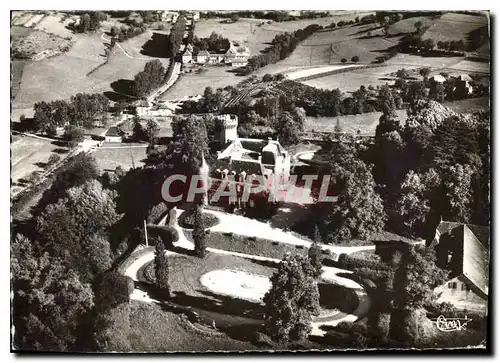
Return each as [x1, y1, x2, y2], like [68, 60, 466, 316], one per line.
[196, 50, 210, 64]
[429, 221, 490, 315]
[430, 74, 447, 83]
[182, 49, 193, 64]
[104, 126, 125, 143]
[455, 74, 474, 95]
[182, 42, 250, 67]
[134, 100, 152, 116]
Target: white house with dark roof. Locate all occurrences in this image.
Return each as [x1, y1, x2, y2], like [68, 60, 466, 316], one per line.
[196, 50, 210, 64]
[430, 221, 490, 314]
[182, 49, 193, 64]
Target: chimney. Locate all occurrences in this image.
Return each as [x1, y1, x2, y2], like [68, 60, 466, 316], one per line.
[267, 137, 272, 144]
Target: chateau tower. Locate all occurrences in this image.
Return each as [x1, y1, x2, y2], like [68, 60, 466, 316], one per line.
[217, 114, 238, 145]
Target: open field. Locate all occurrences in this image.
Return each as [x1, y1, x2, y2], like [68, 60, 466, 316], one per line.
[387, 16, 435, 35]
[93, 142, 148, 171]
[159, 66, 241, 100]
[194, 12, 374, 57]
[11, 135, 70, 194]
[446, 59, 490, 74]
[11, 31, 169, 111]
[422, 12, 488, 43]
[305, 109, 407, 136]
[301, 53, 466, 93]
[444, 97, 489, 114]
[129, 301, 260, 352]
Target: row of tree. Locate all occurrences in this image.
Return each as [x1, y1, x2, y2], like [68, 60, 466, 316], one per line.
[165, 15, 187, 57]
[243, 24, 322, 75]
[133, 59, 166, 98]
[110, 24, 147, 42]
[200, 10, 330, 23]
[32, 93, 109, 135]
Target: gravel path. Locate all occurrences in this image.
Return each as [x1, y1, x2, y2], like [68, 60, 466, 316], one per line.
[121, 208, 373, 337]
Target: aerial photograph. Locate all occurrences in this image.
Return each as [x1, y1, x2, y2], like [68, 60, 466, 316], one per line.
[10, 9, 490, 353]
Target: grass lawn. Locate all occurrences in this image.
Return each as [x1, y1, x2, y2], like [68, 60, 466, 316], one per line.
[93, 142, 148, 172]
[422, 12, 488, 44]
[204, 231, 310, 260]
[12, 28, 169, 110]
[444, 97, 489, 114]
[305, 109, 407, 136]
[11, 136, 70, 195]
[158, 66, 242, 100]
[128, 300, 260, 352]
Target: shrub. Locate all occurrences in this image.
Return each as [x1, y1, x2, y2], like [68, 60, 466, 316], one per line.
[341, 58, 347, 64]
[178, 210, 219, 229]
[146, 225, 179, 245]
[19, 114, 26, 122]
[47, 154, 61, 165]
[351, 55, 360, 63]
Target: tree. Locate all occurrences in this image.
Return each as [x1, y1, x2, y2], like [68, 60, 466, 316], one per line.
[419, 67, 431, 79]
[341, 58, 347, 64]
[132, 117, 146, 141]
[414, 21, 423, 34]
[396, 169, 441, 235]
[36, 180, 118, 282]
[329, 159, 387, 243]
[435, 83, 445, 103]
[390, 246, 446, 344]
[11, 235, 94, 351]
[145, 119, 160, 145]
[307, 243, 323, 279]
[79, 13, 91, 33]
[396, 68, 409, 79]
[351, 55, 359, 63]
[192, 204, 207, 258]
[442, 164, 474, 223]
[263, 254, 320, 342]
[154, 241, 170, 295]
[63, 125, 85, 148]
[423, 39, 435, 52]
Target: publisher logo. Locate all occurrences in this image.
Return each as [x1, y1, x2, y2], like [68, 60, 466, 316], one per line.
[434, 315, 472, 332]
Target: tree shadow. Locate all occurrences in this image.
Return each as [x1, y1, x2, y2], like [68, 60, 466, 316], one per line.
[50, 140, 68, 147]
[12, 118, 37, 133]
[53, 148, 69, 154]
[110, 79, 135, 97]
[318, 283, 358, 314]
[141, 32, 170, 58]
[34, 162, 49, 168]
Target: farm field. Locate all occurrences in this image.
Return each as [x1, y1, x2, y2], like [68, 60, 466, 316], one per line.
[194, 12, 374, 57]
[11, 31, 169, 112]
[387, 16, 435, 35]
[444, 97, 489, 114]
[305, 109, 407, 136]
[93, 142, 148, 171]
[159, 66, 241, 100]
[11, 135, 70, 195]
[301, 53, 466, 93]
[446, 59, 490, 74]
[422, 12, 488, 44]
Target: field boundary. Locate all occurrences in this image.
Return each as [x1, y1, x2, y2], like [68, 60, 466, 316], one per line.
[293, 63, 386, 82]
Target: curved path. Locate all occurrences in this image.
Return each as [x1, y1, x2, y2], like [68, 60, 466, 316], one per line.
[121, 208, 373, 337]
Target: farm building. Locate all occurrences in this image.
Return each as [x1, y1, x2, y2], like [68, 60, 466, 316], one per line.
[430, 74, 447, 83]
[455, 74, 474, 95]
[182, 49, 193, 64]
[183, 42, 250, 66]
[105, 126, 125, 143]
[134, 100, 152, 116]
[429, 221, 489, 314]
[196, 50, 210, 64]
